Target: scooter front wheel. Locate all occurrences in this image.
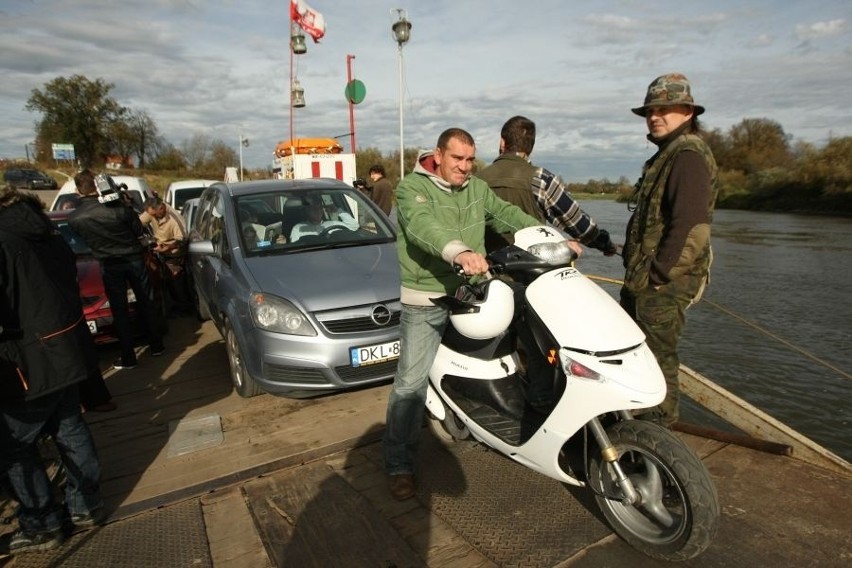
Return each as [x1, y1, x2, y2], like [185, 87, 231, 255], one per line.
[427, 408, 471, 445]
[588, 420, 720, 561]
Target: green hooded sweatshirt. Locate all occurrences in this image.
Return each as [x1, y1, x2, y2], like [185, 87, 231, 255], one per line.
[396, 150, 540, 305]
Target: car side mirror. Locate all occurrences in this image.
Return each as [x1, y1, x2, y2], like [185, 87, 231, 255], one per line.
[189, 240, 215, 255]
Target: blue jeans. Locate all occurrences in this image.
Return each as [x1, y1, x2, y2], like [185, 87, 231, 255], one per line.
[101, 255, 163, 363]
[0, 387, 103, 533]
[383, 304, 448, 476]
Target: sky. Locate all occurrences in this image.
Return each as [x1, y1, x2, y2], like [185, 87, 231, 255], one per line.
[1, 0, 850, 182]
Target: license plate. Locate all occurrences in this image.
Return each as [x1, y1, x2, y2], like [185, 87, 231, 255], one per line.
[87, 320, 98, 334]
[350, 340, 400, 367]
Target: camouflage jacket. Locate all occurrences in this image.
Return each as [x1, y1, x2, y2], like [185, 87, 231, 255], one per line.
[622, 129, 718, 300]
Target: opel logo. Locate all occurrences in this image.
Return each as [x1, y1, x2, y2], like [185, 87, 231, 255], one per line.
[370, 304, 393, 326]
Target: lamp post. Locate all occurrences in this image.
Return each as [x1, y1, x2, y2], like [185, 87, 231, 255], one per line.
[238, 135, 249, 181]
[392, 9, 411, 178]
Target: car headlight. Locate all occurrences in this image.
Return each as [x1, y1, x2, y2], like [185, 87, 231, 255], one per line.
[249, 292, 316, 336]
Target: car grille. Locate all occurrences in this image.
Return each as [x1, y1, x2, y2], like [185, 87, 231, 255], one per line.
[264, 364, 328, 384]
[320, 311, 401, 334]
[264, 359, 398, 385]
[335, 360, 398, 383]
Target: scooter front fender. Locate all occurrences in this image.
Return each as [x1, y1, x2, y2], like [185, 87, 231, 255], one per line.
[425, 384, 445, 420]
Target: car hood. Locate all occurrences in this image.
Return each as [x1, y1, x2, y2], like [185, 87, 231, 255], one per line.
[243, 243, 400, 310]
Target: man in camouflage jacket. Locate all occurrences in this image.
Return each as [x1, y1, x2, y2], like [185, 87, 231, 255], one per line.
[621, 73, 719, 426]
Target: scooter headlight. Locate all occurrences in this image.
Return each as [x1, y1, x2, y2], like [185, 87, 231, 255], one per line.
[528, 240, 577, 265]
[559, 350, 603, 382]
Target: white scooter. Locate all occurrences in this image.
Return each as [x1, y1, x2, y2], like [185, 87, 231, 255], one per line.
[425, 226, 719, 562]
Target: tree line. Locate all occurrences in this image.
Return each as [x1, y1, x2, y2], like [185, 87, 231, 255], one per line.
[562, 119, 851, 216]
[19, 74, 851, 215]
[23, 75, 240, 176]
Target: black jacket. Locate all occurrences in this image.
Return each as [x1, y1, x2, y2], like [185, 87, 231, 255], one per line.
[68, 196, 147, 261]
[0, 195, 98, 401]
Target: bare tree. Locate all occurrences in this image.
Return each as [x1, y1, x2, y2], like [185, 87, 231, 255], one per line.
[127, 109, 160, 168]
[207, 140, 238, 174]
[182, 134, 212, 170]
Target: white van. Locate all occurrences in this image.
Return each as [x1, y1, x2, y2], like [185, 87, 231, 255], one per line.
[164, 179, 218, 212]
[51, 175, 157, 212]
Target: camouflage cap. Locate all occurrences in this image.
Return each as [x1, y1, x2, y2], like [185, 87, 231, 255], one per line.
[632, 73, 705, 117]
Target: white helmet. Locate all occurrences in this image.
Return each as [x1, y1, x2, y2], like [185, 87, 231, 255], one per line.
[449, 279, 515, 340]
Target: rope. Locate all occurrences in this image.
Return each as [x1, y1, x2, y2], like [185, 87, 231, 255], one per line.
[586, 274, 852, 381]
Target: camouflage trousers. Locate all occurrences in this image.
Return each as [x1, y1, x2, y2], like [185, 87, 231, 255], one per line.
[620, 286, 691, 426]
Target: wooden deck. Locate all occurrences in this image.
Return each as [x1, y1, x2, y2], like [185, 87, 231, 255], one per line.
[2, 315, 850, 567]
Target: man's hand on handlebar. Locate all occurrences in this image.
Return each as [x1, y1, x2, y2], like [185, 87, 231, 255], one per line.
[565, 240, 584, 258]
[453, 251, 490, 276]
[604, 243, 624, 257]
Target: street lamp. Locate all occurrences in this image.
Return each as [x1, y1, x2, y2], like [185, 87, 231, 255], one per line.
[239, 135, 250, 181]
[392, 9, 411, 178]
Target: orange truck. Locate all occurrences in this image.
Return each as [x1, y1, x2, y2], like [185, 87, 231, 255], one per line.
[272, 138, 356, 186]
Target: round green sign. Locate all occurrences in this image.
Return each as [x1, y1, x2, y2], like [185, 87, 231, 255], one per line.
[345, 79, 366, 104]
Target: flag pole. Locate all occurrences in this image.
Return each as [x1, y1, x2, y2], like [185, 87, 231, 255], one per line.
[289, 14, 295, 146]
[347, 54, 356, 153]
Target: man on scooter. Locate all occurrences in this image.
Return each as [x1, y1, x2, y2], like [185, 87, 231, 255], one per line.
[383, 127, 582, 501]
[479, 115, 619, 411]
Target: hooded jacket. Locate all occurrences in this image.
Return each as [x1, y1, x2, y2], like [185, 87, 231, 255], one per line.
[0, 194, 97, 401]
[395, 150, 540, 305]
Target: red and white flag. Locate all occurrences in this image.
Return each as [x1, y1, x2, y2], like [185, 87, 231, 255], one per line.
[291, 0, 326, 43]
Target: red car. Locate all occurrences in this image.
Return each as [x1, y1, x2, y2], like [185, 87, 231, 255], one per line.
[48, 211, 165, 345]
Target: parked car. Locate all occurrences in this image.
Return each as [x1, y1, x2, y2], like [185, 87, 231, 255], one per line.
[181, 197, 201, 232]
[51, 175, 157, 211]
[188, 179, 401, 398]
[4, 168, 58, 190]
[165, 179, 218, 212]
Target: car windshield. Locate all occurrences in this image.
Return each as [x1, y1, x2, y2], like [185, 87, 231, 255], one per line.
[54, 220, 92, 255]
[235, 187, 395, 256]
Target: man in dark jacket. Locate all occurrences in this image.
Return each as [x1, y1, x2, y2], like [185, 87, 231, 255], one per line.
[68, 170, 164, 369]
[478, 115, 617, 255]
[0, 187, 104, 555]
[368, 164, 394, 216]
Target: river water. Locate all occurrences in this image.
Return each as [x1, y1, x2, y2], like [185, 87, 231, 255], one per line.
[575, 200, 852, 462]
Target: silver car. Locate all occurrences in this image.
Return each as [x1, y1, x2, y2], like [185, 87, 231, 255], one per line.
[188, 179, 401, 398]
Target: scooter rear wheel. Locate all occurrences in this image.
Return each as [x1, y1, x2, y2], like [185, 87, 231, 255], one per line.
[588, 420, 719, 561]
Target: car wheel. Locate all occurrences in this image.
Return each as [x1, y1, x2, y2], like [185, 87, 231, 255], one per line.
[224, 319, 262, 398]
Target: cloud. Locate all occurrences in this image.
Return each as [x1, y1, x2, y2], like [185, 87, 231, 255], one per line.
[1, 1, 850, 183]
[795, 19, 847, 40]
